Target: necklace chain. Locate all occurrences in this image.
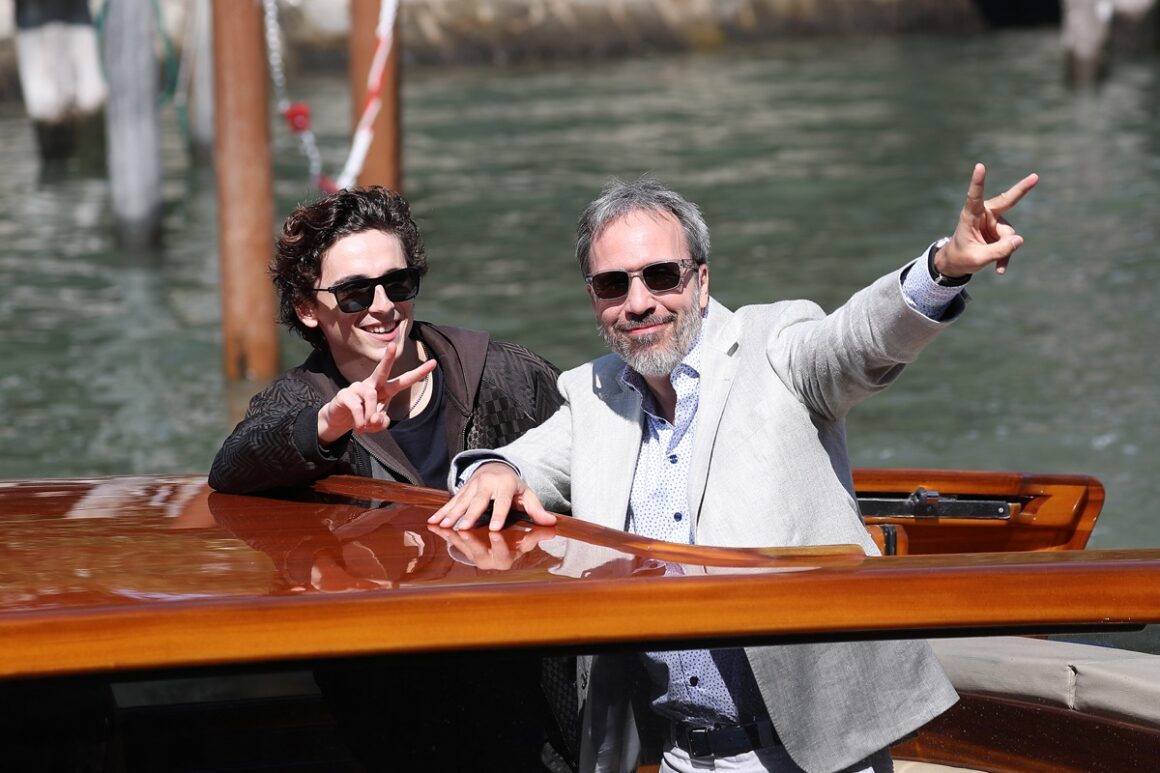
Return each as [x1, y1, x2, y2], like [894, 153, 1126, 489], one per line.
[409, 342, 431, 413]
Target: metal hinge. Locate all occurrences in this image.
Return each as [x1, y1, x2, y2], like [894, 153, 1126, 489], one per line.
[859, 486, 1011, 519]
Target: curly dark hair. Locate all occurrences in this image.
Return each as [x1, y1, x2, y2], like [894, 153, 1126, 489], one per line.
[272, 186, 429, 349]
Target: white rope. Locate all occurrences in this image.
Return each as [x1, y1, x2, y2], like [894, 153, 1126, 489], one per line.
[334, 0, 398, 190]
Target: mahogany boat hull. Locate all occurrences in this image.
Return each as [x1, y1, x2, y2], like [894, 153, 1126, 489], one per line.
[0, 471, 1152, 773]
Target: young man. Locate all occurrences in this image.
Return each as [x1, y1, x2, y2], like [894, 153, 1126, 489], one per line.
[209, 186, 567, 771]
[209, 185, 562, 494]
[432, 164, 1038, 773]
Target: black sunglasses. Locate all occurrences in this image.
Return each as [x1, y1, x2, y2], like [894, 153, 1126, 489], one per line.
[314, 267, 421, 313]
[585, 259, 696, 300]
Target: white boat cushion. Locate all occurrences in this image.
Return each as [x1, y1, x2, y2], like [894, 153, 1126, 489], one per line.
[895, 762, 982, 773]
[1072, 655, 1160, 725]
[931, 636, 1160, 727]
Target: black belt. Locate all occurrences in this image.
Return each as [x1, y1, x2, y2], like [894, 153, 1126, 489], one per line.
[671, 718, 782, 759]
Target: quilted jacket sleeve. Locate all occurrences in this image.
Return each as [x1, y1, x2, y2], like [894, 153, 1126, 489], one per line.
[208, 375, 355, 494]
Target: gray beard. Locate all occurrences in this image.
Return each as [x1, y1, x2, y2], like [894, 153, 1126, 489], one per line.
[599, 284, 703, 377]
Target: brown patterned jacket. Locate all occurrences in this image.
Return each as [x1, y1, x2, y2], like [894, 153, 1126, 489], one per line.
[208, 321, 562, 494]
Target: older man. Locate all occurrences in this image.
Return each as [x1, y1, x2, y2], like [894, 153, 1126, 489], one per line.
[432, 164, 1037, 773]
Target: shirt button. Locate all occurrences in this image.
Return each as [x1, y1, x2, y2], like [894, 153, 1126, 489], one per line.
[674, 512, 683, 521]
[668, 454, 678, 464]
[689, 676, 699, 687]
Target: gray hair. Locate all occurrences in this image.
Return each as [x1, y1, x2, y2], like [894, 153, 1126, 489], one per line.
[575, 176, 711, 277]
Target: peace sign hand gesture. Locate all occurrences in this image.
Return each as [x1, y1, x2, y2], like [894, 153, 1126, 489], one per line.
[934, 163, 1039, 280]
[317, 344, 438, 446]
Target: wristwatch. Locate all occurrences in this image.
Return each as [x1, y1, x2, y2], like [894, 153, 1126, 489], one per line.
[928, 237, 970, 287]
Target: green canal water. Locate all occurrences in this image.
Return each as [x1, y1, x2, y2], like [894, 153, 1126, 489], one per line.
[1, 28, 1157, 549]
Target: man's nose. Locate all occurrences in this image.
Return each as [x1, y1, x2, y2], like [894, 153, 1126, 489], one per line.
[622, 274, 657, 314]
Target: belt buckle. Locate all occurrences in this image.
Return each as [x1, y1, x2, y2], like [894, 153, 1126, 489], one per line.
[685, 726, 714, 760]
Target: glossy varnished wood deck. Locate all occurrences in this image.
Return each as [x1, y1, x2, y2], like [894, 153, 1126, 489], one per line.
[0, 472, 1155, 681]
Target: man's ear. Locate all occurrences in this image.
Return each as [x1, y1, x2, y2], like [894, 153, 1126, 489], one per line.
[295, 301, 320, 329]
[698, 264, 710, 310]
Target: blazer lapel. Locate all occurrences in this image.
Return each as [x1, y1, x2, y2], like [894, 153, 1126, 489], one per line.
[689, 300, 741, 524]
[587, 373, 645, 531]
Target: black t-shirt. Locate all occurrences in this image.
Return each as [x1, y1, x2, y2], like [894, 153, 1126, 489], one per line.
[388, 366, 450, 489]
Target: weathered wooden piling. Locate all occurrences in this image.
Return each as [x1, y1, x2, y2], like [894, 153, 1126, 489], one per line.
[1063, 0, 1159, 84]
[348, 0, 401, 190]
[212, 0, 280, 382]
[102, 0, 163, 244]
[181, 0, 216, 158]
[14, 0, 107, 166]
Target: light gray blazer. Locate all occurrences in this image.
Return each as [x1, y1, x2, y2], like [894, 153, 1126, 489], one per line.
[453, 265, 961, 773]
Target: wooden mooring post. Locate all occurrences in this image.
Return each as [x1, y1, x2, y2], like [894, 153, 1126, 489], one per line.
[14, 0, 107, 168]
[102, 0, 163, 245]
[349, 0, 402, 190]
[212, 0, 279, 382]
[1063, 0, 1159, 84]
[184, 0, 216, 159]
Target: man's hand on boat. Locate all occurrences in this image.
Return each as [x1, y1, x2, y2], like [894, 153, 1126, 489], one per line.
[934, 163, 1039, 279]
[317, 343, 438, 446]
[429, 462, 558, 532]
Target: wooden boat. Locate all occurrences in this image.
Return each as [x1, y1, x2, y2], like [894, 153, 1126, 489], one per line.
[0, 469, 1156, 771]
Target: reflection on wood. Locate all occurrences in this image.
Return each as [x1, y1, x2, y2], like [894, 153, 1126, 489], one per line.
[311, 475, 868, 565]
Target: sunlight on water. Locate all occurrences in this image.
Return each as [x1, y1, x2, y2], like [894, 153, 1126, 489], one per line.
[0, 29, 1156, 548]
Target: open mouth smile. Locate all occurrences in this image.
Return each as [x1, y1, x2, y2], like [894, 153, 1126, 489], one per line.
[362, 320, 400, 337]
